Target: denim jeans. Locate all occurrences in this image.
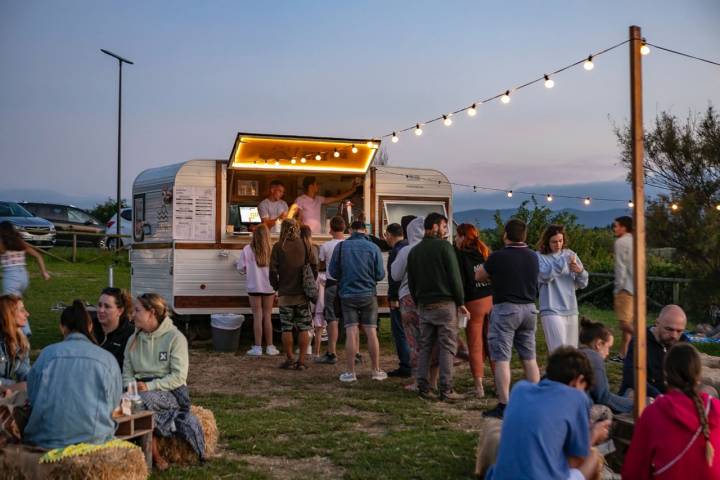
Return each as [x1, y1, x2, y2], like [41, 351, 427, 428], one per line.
[390, 307, 412, 372]
[2, 266, 31, 336]
[417, 301, 458, 393]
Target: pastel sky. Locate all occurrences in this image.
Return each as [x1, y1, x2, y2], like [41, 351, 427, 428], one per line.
[1, 1, 718, 211]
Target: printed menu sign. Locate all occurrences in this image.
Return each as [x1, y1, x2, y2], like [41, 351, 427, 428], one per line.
[173, 186, 216, 241]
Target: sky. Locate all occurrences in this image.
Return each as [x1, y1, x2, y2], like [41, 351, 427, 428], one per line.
[1, 1, 718, 211]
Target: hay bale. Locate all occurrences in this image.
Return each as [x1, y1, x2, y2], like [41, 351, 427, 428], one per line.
[702, 366, 720, 394]
[0, 444, 148, 480]
[157, 405, 218, 465]
[701, 353, 720, 369]
[474, 417, 502, 478]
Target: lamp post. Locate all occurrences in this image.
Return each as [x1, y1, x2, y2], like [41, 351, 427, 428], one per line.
[100, 49, 134, 251]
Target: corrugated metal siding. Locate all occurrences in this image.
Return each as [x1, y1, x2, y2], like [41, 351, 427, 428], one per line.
[131, 249, 173, 302]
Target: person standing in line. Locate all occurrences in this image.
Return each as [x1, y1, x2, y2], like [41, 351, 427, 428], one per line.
[454, 223, 493, 398]
[407, 213, 469, 402]
[612, 215, 634, 362]
[385, 222, 412, 378]
[476, 219, 540, 418]
[257, 180, 289, 233]
[269, 219, 318, 370]
[536, 224, 589, 352]
[622, 343, 720, 479]
[328, 221, 386, 382]
[237, 224, 279, 357]
[0, 221, 51, 337]
[314, 216, 346, 364]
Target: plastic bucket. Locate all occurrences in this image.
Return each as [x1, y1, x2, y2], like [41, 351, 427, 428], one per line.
[210, 314, 244, 352]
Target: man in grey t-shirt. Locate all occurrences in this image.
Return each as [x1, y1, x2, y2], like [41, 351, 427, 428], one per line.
[258, 180, 289, 233]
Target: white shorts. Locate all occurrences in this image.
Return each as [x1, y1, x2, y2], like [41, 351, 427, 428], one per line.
[568, 468, 585, 480]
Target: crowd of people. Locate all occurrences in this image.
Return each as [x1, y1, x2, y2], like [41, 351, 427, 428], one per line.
[2, 206, 720, 477]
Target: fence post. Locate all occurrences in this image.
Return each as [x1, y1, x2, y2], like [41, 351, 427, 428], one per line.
[672, 282, 680, 305]
[72, 233, 77, 263]
[109, 265, 114, 288]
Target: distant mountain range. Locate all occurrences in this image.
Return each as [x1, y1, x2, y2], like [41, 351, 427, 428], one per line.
[455, 208, 629, 229]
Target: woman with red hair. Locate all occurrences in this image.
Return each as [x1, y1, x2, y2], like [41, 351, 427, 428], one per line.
[454, 224, 493, 398]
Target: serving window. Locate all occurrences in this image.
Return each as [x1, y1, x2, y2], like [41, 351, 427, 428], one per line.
[380, 198, 450, 231]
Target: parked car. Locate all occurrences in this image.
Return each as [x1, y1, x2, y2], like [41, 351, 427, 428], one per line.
[21, 202, 106, 247]
[105, 208, 133, 249]
[0, 201, 56, 248]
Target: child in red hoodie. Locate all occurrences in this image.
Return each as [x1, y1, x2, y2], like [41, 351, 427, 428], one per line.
[622, 343, 720, 479]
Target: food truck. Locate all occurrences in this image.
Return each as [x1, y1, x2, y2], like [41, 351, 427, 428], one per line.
[130, 133, 453, 317]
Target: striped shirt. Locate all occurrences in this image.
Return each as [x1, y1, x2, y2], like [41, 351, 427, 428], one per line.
[0, 250, 26, 269]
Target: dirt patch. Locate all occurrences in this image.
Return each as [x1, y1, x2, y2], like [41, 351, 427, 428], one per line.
[221, 449, 345, 479]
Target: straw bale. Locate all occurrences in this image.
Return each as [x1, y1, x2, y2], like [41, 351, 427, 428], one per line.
[474, 417, 502, 478]
[157, 405, 218, 465]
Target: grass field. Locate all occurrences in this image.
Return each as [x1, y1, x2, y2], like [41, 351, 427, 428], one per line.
[5, 247, 715, 478]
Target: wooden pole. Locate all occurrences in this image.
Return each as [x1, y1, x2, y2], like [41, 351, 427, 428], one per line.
[630, 25, 647, 419]
[71, 233, 77, 263]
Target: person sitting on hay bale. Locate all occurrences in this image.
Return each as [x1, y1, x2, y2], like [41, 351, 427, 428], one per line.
[0, 295, 31, 393]
[23, 301, 121, 449]
[123, 293, 205, 470]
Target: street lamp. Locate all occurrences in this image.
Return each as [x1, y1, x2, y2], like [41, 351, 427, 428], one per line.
[100, 49, 134, 251]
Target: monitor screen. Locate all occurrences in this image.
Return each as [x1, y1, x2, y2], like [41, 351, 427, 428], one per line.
[239, 206, 262, 224]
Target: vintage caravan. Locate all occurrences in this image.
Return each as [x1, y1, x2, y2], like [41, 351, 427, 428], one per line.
[130, 133, 452, 317]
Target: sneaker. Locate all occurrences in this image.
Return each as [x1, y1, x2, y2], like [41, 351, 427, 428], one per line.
[314, 353, 338, 364]
[265, 345, 280, 356]
[355, 353, 363, 365]
[371, 370, 388, 381]
[388, 368, 412, 378]
[246, 345, 263, 356]
[439, 389, 464, 402]
[321, 328, 328, 342]
[339, 372, 357, 383]
[483, 403, 506, 419]
[418, 388, 437, 401]
[609, 354, 624, 364]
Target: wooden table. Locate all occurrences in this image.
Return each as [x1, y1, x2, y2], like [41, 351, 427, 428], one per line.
[115, 410, 154, 468]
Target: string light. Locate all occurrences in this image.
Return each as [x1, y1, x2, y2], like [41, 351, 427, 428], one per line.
[300, 157, 307, 163]
[351, 145, 358, 153]
[716, 204, 720, 211]
[443, 114, 453, 126]
[543, 75, 555, 89]
[640, 39, 650, 56]
[290, 158, 297, 164]
[366, 141, 373, 147]
[274, 160, 280, 166]
[415, 124, 423, 136]
[583, 55, 594, 70]
[333, 148, 340, 158]
[671, 203, 679, 211]
[391, 132, 399, 143]
[584, 197, 592, 205]
[501, 90, 511, 104]
[628, 200, 634, 208]
[507, 190, 513, 198]
[546, 194, 553, 202]
[315, 154, 322, 161]
[467, 103, 477, 116]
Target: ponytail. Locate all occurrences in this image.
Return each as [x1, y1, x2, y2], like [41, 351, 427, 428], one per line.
[60, 300, 97, 343]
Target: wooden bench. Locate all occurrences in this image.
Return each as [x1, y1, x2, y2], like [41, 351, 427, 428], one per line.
[114, 410, 154, 468]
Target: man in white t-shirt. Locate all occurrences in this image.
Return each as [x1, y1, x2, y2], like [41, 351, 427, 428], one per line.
[289, 176, 361, 234]
[315, 216, 347, 364]
[257, 180, 289, 233]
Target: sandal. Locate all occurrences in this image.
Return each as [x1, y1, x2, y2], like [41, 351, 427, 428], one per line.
[294, 362, 308, 371]
[279, 359, 295, 369]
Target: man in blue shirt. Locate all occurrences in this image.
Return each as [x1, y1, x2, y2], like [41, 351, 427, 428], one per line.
[486, 347, 610, 480]
[329, 220, 385, 383]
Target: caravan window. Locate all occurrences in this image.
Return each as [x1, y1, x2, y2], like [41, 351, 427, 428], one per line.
[382, 200, 448, 227]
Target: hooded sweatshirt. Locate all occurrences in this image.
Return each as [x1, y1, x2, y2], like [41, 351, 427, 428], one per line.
[390, 217, 425, 299]
[122, 316, 189, 392]
[622, 390, 720, 479]
[455, 247, 492, 302]
[537, 249, 589, 316]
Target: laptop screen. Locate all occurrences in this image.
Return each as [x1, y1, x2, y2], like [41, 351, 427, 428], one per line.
[239, 206, 262, 224]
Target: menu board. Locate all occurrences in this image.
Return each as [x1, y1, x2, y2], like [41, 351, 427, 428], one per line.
[173, 186, 216, 241]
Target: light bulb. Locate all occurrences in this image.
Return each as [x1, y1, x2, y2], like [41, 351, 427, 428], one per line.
[443, 114, 452, 126]
[544, 75, 554, 89]
[415, 124, 423, 136]
[315, 154, 322, 161]
[546, 194, 553, 202]
[671, 203, 679, 211]
[351, 145, 358, 153]
[716, 204, 720, 211]
[300, 157, 307, 163]
[391, 132, 399, 143]
[333, 149, 340, 158]
[274, 160, 280, 166]
[291, 158, 297, 164]
[467, 103, 477, 117]
[501, 90, 511, 104]
[366, 141, 373, 147]
[584, 197, 591, 205]
[584, 56, 594, 71]
[640, 42, 650, 56]
[628, 200, 634, 208]
[507, 190, 513, 198]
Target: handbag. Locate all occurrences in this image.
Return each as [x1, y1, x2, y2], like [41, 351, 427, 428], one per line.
[302, 242, 318, 303]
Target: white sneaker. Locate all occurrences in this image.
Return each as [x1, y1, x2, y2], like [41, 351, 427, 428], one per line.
[246, 345, 263, 356]
[306, 345, 313, 355]
[265, 345, 280, 356]
[339, 372, 357, 383]
[371, 370, 388, 381]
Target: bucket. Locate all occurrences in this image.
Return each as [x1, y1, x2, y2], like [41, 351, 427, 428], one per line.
[210, 314, 244, 352]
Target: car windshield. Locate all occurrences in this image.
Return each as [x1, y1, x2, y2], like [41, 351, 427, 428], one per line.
[0, 202, 34, 218]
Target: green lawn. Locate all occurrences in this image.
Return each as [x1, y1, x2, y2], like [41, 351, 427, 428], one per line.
[5, 249, 716, 479]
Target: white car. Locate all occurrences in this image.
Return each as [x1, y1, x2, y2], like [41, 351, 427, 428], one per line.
[105, 208, 133, 249]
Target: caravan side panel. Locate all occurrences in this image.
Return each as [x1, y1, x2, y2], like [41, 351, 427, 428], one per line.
[131, 248, 173, 302]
